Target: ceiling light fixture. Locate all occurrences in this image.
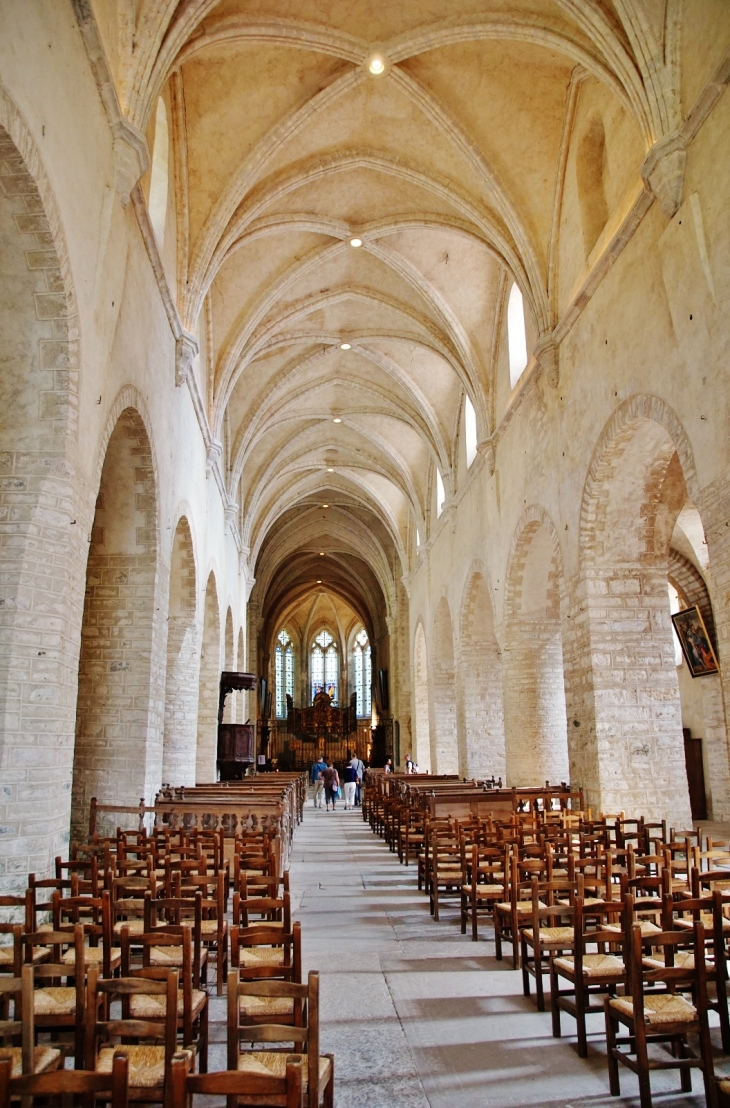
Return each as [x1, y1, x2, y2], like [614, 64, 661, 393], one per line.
[333, 417, 342, 423]
[349, 237, 362, 248]
[322, 504, 329, 508]
[368, 54, 386, 75]
[319, 552, 324, 556]
[339, 342, 351, 350]
[317, 579, 322, 584]
[327, 467, 334, 472]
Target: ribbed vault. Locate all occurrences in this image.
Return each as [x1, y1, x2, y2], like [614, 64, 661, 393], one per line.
[87, 0, 692, 698]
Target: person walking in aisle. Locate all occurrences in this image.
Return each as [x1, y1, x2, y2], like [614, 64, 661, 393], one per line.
[351, 753, 364, 806]
[323, 762, 340, 811]
[343, 759, 358, 810]
[311, 755, 327, 809]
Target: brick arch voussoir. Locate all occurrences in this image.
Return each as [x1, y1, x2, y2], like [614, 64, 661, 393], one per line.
[504, 506, 564, 623]
[580, 395, 698, 569]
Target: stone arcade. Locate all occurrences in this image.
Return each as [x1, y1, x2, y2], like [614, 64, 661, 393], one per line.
[1, 1, 729, 887]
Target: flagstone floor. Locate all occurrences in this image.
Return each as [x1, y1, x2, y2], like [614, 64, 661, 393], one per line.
[206, 800, 730, 1107]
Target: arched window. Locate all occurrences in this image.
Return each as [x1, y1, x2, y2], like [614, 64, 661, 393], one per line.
[311, 630, 338, 703]
[354, 628, 372, 718]
[275, 629, 294, 717]
[464, 395, 477, 468]
[507, 282, 528, 388]
[149, 98, 169, 248]
[436, 470, 445, 518]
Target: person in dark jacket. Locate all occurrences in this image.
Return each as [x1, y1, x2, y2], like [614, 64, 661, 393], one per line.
[310, 757, 327, 808]
[323, 763, 339, 811]
[343, 760, 358, 809]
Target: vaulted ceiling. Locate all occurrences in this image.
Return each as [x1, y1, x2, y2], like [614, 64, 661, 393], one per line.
[89, 0, 700, 633]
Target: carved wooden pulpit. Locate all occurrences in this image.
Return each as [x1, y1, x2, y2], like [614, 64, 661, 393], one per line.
[217, 671, 257, 779]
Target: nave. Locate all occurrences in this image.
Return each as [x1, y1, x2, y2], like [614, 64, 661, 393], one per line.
[278, 803, 725, 1108]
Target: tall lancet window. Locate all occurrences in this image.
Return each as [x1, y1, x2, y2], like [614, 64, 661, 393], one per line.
[311, 630, 338, 703]
[275, 630, 294, 718]
[354, 628, 372, 718]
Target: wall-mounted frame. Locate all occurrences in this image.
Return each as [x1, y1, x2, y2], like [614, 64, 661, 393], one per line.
[671, 605, 719, 678]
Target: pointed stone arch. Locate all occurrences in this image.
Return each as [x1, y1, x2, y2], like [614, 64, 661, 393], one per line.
[413, 621, 430, 772]
[503, 507, 569, 786]
[162, 514, 198, 785]
[430, 596, 458, 773]
[196, 572, 221, 782]
[571, 396, 703, 823]
[457, 565, 506, 779]
[71, 406, 162, 838]
[0, 92, 86, 887]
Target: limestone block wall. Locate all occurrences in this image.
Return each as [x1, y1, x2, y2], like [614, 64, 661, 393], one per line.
[0, 117, 87, 887]
[456, 571, 506, 779]
[162, 516, 198, 786]
[70, 409, 164, 841]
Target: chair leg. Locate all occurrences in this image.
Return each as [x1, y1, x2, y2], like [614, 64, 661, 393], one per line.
[521, 939, 531, 997]
[549, 963, 562, 1038]
[471, 897, 478, 943]
[575, 979, 587, 1058]
[494, 914, 502, 961]
[534, 950, 545, 1012]
[604, 1000, 620, 1097]
[634, 1022, 652, 1108]
[200, 1002, 209, 1073]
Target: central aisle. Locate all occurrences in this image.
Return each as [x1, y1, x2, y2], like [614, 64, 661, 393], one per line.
[289, 803, 711, 1108]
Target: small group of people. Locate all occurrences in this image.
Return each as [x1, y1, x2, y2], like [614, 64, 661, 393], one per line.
[310, 752, 364, 811]
[383, 753, 419, 774]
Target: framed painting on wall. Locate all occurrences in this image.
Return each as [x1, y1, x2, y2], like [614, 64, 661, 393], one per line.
[671, 605, 719, 677]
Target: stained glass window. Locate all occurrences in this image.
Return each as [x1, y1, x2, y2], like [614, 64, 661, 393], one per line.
[311, 630, 337, 703]
[354, 628, 371, 718]
[275, 629, 294, 718]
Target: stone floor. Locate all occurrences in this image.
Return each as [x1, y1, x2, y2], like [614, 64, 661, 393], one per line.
[255, 799, 728, 1108]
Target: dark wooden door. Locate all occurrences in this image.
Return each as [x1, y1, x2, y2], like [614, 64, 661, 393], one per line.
[683, 727, 707, 820]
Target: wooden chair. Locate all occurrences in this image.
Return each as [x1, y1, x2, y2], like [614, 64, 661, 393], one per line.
[494, 854, 544, 969]
[227, 970, 334, 1108]
[520, 876, 581, 1011]
[0, 1051, 129, 1108]
[24, 925, 87, 1068]
[52, 890, 121, 978]
[550, 896, 626, 1057]
[120, 928, 208, 1073]
[143, 895, 207, 989]
[459, 842, 506, 942]
[0, 895, 31, 981]
[604, 919, 717, 1108]
[169, 1051, 303, 1108]
[85, 967, 191, 1108]
[170, 872, 228, 996]
[428, 830, 462, 921]
[0, 965, 62, 1078]
[231, 923, 301, 983]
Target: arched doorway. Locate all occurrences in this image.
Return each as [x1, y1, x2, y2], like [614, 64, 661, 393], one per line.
[430, 597, 458, 773]
[71, 407, 161, 838]
[196, 573, 221, 783]
[457, 570, 506, 779]
[503, 510, 569, 786]
[162, 516, 198, 786]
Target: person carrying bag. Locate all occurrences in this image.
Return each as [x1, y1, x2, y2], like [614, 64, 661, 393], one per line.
[323, 763, 340, 811]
